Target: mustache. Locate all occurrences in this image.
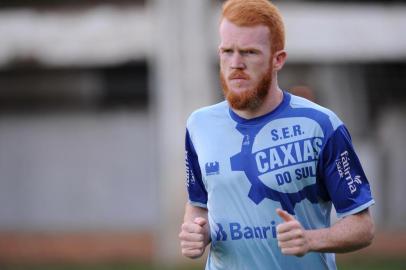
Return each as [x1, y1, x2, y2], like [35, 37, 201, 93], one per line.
[228, 70, 250, 80]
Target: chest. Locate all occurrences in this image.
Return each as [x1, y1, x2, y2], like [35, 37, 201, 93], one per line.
[193, 117, 325, 197]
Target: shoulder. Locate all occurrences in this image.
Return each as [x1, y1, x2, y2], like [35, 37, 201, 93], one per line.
[186, 101, 229, 130]
[287, 93, 343, 132]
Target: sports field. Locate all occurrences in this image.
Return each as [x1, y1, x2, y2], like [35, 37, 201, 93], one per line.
[1, 259, 405, 270]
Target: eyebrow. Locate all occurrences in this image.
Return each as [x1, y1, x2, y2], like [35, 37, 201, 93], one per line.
[219, 46, 261, 53]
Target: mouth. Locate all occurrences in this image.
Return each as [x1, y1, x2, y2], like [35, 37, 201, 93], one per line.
[230, 77, 247, 81]
[229, 78, 248, 85]
[230, 79, 247, 86]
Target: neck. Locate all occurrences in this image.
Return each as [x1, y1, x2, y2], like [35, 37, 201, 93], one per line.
[231, 83, 284, 120]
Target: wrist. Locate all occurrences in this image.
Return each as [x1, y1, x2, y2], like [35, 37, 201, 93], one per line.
[305, 228, 329, 253]
[204, 225, 211, 246]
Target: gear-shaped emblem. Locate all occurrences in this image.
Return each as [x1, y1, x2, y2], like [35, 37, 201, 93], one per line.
[230, 124, 318, 215]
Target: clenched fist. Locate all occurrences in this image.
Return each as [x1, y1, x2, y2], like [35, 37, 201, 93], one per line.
[179, 217, 210, 259]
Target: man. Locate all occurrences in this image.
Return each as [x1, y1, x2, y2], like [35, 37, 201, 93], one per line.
[179, 0, 375, 269]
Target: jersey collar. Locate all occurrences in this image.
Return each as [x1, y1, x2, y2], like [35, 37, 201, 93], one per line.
[228, 91, 290, 125]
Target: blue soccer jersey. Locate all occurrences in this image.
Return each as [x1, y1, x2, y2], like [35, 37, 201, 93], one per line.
[185, 92, 374, 270]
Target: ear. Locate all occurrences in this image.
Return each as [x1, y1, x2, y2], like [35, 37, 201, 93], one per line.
[272, 50, 287, 72]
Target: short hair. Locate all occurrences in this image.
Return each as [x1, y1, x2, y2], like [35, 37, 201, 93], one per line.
[221, 0, 285, 54]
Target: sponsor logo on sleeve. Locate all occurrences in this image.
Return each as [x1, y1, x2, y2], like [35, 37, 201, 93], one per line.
[336, 151, 362, 194]
[185, 150, 195, 187]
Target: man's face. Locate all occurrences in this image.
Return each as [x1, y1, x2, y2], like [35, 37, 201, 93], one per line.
[219, 19, 273, 111]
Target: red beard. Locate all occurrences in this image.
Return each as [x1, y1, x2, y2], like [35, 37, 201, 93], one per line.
[221, 67, 273, 111]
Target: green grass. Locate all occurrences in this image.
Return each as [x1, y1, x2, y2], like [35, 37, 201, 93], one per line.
[0, 263, 200, 270]
[1, 259, 405, 270]
[338, 259, 406, 270]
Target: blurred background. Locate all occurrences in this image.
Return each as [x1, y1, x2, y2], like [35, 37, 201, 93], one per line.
[0, 0, 405, 269]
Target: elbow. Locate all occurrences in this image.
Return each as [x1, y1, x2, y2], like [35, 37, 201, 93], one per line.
[360, 216, 375, 248]
[364, 219, 375, 247]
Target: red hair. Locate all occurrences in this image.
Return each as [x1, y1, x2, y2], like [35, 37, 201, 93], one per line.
[221, 0, 285, 54]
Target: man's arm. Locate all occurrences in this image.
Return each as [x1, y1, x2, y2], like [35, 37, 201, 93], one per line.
[276, 208, 374, 257]
[179, 203, 211, 259]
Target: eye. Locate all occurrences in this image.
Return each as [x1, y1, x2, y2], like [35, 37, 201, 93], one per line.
[242, 50, 257, 55]
[221, 49, 233, 54]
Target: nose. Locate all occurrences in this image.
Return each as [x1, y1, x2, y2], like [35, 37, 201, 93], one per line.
[230, 52, 245, 69]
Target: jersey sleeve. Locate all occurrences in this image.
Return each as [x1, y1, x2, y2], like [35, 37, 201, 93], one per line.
[317, 125, 375, 218]
[185, 129, 208, 208]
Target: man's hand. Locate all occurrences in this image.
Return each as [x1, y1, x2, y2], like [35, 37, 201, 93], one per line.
[179, 217, 209, 259]
[276, 208, 310, 257]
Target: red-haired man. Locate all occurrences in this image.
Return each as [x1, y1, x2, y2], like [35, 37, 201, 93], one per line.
[179, 1, 374, 269]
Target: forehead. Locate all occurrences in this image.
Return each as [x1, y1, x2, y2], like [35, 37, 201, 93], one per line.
[219, 19, 270, 48]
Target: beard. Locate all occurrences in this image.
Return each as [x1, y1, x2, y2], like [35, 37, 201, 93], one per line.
[220, 67, 273, 111]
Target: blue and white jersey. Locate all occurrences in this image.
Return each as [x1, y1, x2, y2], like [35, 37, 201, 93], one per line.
[185, 92, 374, 270]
